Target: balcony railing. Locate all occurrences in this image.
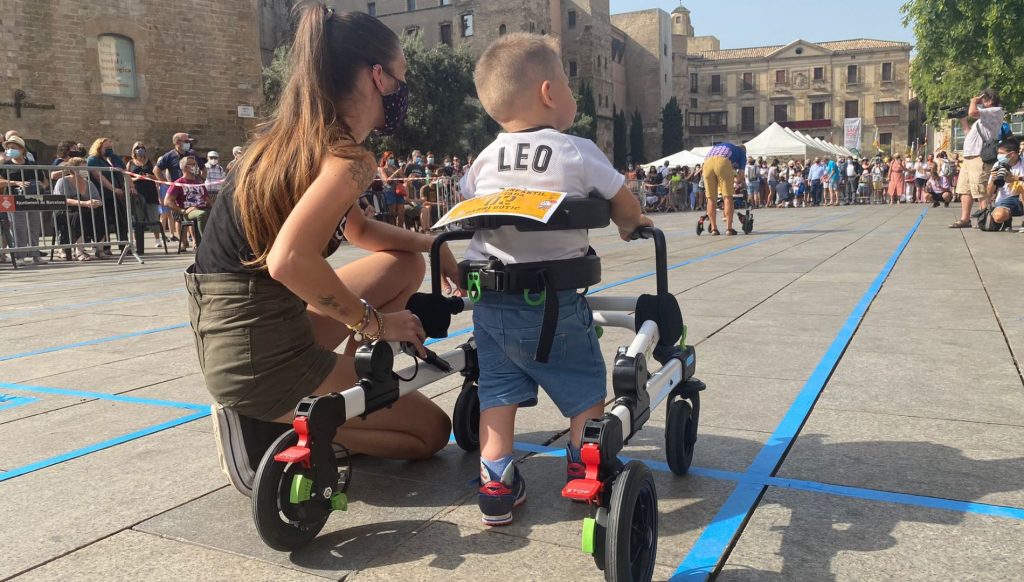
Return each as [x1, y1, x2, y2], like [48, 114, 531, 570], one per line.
[875, 115, 899, 126]
[779, 119, 832, 130]
[687, 124, 728, 136]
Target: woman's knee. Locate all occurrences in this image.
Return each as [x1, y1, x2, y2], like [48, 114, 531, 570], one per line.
[410, 405, 452, 460]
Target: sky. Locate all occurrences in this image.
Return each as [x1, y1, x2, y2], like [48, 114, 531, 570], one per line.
[609, 0, 916, 49]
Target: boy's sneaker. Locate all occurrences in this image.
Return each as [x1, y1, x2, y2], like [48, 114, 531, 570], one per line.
[566, 444, 586, 483]
[212, 404, 289, 497]
[478, 461, 526, 526]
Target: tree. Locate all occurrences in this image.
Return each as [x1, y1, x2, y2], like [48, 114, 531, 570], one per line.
[612, 106, 628, 170]
[568, 81, 598, 141]
[262, 45, 291, 115]
[661, 97, 684, 156]
[901, 0, 1024, 123]
[629, 109, 645, 164]
[380, 33, 486, 156]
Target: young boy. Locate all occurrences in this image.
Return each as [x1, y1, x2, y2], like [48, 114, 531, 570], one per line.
[462, 33, 651, 526]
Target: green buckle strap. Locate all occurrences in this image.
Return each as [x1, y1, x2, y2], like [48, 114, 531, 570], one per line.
[523, 288, 547, 306]
[467, 272, 482, 303]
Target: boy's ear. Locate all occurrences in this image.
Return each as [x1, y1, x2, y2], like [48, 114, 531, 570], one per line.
[539, 80, 556, 109]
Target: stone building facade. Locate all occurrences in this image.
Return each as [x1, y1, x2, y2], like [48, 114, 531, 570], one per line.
[628, 6, 912, 157]
[1, 0, 264, 161]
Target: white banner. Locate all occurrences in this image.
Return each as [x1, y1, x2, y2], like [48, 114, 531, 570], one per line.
[844, 118, 862, 151]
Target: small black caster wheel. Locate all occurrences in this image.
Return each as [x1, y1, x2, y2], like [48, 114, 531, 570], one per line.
[252, 430, 350, 551]
[696, 219, 704, 236]
[742, 214, 754, 235]
[452, 380, 481, 452]
[665, 398, 696, 476]
[605, 461, 658, 582]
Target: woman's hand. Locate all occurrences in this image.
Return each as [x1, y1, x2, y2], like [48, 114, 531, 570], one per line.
[374, 309, 427, 355]
[438, 243, 464, 296]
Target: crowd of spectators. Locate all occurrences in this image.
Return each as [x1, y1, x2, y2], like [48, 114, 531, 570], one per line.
[0, 130, 238, 265]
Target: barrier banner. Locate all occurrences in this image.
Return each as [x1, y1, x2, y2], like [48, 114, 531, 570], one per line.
[434, 188, 566, 229]
[7, 195, 66, 212]
[844, 118, 862, 151]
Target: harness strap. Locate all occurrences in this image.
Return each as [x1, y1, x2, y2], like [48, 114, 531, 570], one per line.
[534, 270, 559, 364]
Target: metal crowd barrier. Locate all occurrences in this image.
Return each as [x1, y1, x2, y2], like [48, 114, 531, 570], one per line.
[0, 164, 143, 269]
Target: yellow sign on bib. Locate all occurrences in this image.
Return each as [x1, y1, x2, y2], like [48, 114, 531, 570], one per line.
[433, 188, 567, 229]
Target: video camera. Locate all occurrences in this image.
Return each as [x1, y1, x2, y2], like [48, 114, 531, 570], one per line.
[940, 105, 969, 119]
[992, 160, 1012, 188]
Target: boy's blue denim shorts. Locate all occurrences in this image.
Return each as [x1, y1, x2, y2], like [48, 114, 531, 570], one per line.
[473, 290, 606, 418]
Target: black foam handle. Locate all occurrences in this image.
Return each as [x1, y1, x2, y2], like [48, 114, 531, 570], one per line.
[629, 227, 668, 295]
[406, 292, 465, 339]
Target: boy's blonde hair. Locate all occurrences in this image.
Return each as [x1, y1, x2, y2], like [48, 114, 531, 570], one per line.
[474, 33, 563, 123]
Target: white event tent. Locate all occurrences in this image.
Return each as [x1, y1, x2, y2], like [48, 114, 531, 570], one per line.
[743, 123, 831, 159]
[644, 148, 705, 169]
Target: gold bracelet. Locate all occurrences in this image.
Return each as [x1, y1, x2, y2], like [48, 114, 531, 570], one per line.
[363, 307, 386, 343]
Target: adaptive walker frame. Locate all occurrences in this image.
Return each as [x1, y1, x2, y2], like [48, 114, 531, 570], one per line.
[247, 198, 706, 582]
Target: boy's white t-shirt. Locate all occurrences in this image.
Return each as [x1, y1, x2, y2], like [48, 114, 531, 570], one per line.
[990, 159, 1024, 203]
[459, 128, 625, 264]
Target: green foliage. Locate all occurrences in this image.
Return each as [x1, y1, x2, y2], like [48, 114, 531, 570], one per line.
[568, 81, 598, 141]
[612, 106, 628, 170]
[902, 0, 1024, 123]
[261, 45, 291, 115]
[379, 34, 489, 156]
[629, 109, 645, 164]
[661, 97, 684, 156]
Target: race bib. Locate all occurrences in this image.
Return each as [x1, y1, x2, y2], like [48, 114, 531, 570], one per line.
[433, 188, 566, 229]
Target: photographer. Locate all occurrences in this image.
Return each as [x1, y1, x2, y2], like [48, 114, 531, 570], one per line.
[950, 88, 1004, 228]
[986, 137, 1023, 230]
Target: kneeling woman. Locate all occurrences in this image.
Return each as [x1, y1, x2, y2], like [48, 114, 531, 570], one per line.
[186, 5, 461, 463]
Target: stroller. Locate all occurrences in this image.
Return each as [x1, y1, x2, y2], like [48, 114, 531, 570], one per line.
[696, 189, 754, 235]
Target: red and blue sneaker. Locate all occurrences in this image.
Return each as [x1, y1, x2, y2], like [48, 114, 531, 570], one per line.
[478, 459, 527, 526]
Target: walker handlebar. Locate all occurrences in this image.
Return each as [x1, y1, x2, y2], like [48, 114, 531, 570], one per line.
[629, 227, 669, 295]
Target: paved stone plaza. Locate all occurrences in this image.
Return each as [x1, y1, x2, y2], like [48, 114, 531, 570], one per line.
[1, 205, 1022, 581]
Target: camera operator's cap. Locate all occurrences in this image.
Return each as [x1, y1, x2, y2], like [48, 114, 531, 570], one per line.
[208, 151, 219, 159]
[3, 135, 26, 149]
[232, 146, 243, 156]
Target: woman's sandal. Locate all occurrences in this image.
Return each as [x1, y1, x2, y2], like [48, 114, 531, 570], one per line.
[726, 228, 738, 236]
[74, 252, 94, 262]
[948, 219, 972, 229]
[709, 228, 721, 236]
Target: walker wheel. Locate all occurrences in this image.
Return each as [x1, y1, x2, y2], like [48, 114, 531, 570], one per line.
[665, 398, 696, 476]
[452, 380, 481, 452]
[604, 461, 658, 582]
[742, 214, 754, 235]
[252, 431, 350, 551]
[695, 218, 704, 236]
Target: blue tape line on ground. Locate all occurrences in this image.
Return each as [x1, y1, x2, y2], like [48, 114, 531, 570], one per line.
[766, 476, 1024, 521]
[0, 322, 190, 362]
[670, 209, 927, 581]
[0, 410, 210, 482]
[0, 382, 208, 411]
[0, 394, 38, 411]
[506, 440, 1024, 523]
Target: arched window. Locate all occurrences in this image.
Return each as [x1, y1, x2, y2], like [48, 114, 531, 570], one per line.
[97, 34, 137, 98]
[499, 24, 507, 36]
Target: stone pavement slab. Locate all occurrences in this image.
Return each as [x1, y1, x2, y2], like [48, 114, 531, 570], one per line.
[718, 488, 1024, 582]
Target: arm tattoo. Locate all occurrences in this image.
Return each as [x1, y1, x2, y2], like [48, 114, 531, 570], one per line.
[349, 155, 376, 191]
[316, 294, 341, 310]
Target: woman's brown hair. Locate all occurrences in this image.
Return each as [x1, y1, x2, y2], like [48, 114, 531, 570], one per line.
[234, 2, 400, 268]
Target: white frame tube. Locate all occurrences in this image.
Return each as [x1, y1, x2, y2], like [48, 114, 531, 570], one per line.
[626, 320, 660, 359]
[338, 347, 468, 419]
[585, 296, 636, 312]
[592, 311, 634, 331]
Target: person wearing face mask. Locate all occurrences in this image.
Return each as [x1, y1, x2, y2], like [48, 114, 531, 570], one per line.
[86, 137, 134, 258]
[54, 157, 105, 261]
[127, 142, 165, 252]
[156, 132, 196, 184]
[0, 135, 48, 265]
[378, 151, 406, 227]
[186, 6, 461, 487]
[205, 151, 226, 206]
[163, 157, 211, 242]
[986, 137, 1024, 229]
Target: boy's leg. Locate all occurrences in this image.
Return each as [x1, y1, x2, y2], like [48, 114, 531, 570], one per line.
[480, 404, 517, 464]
